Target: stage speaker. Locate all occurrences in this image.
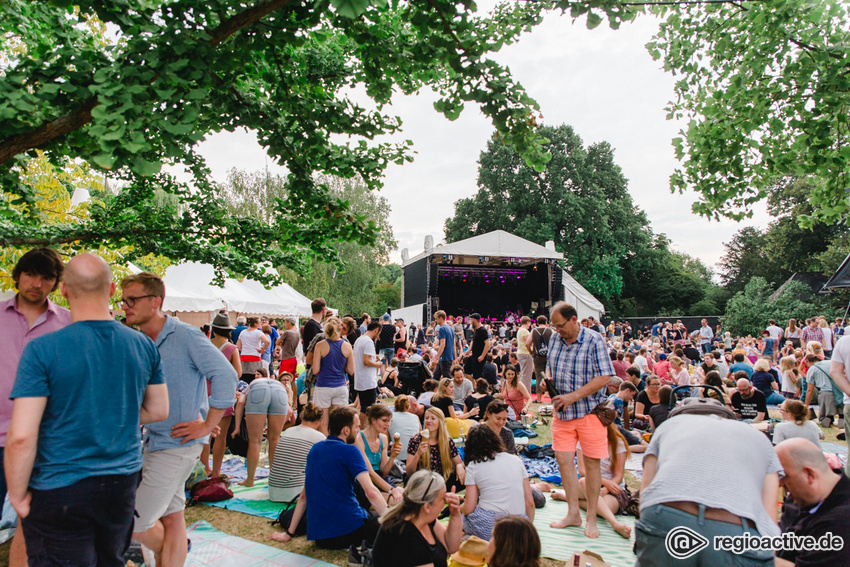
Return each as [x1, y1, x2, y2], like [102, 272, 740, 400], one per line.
[551, 269, 564, 302]
[428, 263, 438, 296]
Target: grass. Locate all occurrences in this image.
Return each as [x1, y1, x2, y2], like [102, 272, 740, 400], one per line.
[1, 403, 845, 567]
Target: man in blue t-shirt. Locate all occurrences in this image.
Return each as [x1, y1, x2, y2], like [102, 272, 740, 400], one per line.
[607, 381, 646, 451]
[433, 310, 455, 380]
[272, 406, 390, 548]
[6, 254, 169, 566]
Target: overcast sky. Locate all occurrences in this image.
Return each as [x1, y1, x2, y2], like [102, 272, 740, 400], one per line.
[195, 7, 770, 275]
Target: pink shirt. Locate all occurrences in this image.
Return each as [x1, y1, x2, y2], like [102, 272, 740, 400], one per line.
[0, 296, 71, 446]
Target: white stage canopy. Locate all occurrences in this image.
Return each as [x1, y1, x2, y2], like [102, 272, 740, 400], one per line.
[562, 270, 605, 320]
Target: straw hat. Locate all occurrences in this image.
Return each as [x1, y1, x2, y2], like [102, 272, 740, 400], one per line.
[450, 536, 488, 566]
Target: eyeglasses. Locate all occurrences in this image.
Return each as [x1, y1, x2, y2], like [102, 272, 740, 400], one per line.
[120, 295, 157, 307]
[552, 320, 569, 330]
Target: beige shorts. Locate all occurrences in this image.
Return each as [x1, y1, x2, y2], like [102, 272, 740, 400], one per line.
[133, 444, 203, 533]
[313, 385, 349, 408]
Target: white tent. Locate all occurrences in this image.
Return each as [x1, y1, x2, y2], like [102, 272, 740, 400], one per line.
[562, 270, 605, 320]
[403, 229, 563, 266]
[162, 262, 310, 317]
[127, 262, 224, 313]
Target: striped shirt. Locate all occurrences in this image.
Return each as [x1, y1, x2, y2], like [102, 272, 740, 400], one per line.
[268, 425, 326, 503]
[547, 326, 615, 421]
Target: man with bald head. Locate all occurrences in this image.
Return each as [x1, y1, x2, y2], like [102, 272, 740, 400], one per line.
[775, 438, 850, 566]
[730, 377, 767, 423]
[5, 253, 169, 566]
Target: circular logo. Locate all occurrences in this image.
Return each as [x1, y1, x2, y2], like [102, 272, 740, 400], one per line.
[665, 526, 709, 559]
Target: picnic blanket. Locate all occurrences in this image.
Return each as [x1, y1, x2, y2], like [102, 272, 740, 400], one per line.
[186, 521, 336, 567]
[203, 479, 288, 520]
[215, 457, 270, 484]
[533, 495, 637, 565]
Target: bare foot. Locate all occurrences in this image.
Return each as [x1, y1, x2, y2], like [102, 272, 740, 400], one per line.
[268, 532, 290, 542]
[204, 467, 213, 477]
[585, 521, 599, 538]
[612, 522, 632, 539]
[238, 479, 254, 487]
[535, 482, 552, 492]
[550, 491, 566, 501]
[550, 514, 582, 529]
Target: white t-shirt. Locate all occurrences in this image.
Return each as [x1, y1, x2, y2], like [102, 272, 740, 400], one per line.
[766, 325, 783, 342]
[465, 452, 528, 515]
[239, 328, 265, 356]
[388, 411, 421, 463]
[781, 369, 797, 393]
[772, 420, 822, 447]
[833, 336, 850, 405]
[353, 334, 379, 391]
[821, 326, 833, 350]
[600, 438, 628, 487]
[634, 355, 648, 372]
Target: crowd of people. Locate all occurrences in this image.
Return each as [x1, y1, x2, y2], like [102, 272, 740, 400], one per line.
[5, 246, 850, 566]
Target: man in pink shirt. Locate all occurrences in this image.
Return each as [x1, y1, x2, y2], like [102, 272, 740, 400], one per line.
[0, 248, 71, 566]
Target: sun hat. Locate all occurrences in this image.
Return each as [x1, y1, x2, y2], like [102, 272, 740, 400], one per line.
[211, 312, 234, 330]
[450, 536, 488, 566]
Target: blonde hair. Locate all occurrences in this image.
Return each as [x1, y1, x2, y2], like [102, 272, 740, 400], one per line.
[120, 271, 165, 299]
[779, 356, 796, 372]
[324, 317, 341, 341]
[380, 470, 445, 533]
[806, 341, 823, 356]
[422, 407, 453, 480]
[668, 356, 684, 368]
[433, 378, 453, 403]
[753, 358, 771, 372]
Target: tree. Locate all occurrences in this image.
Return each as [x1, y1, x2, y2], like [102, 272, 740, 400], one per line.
[717, 227, 771, 294]
[445, 124, 721, 317]
[648, 0, 850, 224]
[1, 0, 570, 282]
[722, 278, 819, 337]
[445, 124, 652, 300]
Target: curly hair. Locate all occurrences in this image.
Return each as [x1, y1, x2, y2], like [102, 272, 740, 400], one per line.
[463, 422, 505, 466]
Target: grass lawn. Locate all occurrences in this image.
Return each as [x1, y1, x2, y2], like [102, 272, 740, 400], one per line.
[1, 403, 845, 566]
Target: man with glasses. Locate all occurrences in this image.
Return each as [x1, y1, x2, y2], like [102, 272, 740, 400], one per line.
[7, 253, 167, 566]
[120, 272, 237, 567]
[546, 301, 616, 538]
[0, 248, 71, 567]
[730, 376, 767, 423]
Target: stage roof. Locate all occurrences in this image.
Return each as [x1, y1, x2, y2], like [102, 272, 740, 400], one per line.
[403, 230, 563, 267]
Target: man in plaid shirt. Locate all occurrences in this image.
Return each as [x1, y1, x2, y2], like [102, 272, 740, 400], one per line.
[546, 302, 616, 538]
[801, 318, 824, 349]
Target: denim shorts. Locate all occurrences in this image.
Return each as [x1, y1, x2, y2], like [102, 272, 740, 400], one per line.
[23, 472, 139, 567]
[245, 379, 289, 415]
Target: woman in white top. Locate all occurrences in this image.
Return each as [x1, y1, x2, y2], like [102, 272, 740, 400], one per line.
[774, 399, 823, 447]
[268, 402, 326, 502]
[236, 316, 270, 377]
[460, 424, 533, 540]
[553, 423, 632, 538]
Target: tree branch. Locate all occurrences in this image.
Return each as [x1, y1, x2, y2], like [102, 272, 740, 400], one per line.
[0, 0, 296, 166]
[0, 98, 96, 165]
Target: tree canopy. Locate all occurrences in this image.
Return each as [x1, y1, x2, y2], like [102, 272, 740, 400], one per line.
[444, 124, 721, 317]
[1, 0, 847, 284]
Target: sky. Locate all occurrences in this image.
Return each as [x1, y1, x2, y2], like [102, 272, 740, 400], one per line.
[193, 7, 771, 275]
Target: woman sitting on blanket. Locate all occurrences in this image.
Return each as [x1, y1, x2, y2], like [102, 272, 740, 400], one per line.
[552, 422, 632, 539]
[371, 470, 463, 567]
[501, 365, 530, 421]
[354, 404, 404, 504]
[406, 407, 466, 492]
[268, 402, 325, 503]
[380, 358, 404, 398]
[429, 378, 477, 438]
[460, 424, 534, 540]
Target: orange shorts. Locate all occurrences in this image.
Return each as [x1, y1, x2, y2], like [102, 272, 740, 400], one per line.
[551, 413, 608, 459]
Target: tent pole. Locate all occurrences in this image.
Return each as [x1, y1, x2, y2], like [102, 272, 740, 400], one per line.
[841, 298, 850, 329]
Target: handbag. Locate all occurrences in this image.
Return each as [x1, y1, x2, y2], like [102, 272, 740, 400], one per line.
[589, 399, 618, 427]
[190, 477, 233, 503]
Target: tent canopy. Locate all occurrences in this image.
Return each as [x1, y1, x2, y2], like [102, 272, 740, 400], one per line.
[823, 253, 850, 290]
[404, 230, 563, 266]
[162, 262, 311, 316]
[562, 270, 605, 320]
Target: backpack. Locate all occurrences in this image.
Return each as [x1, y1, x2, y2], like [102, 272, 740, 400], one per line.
[533, 328, 551, 358]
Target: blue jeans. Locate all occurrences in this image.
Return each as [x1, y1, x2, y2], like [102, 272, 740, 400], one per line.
[635, 503, 775, 566]
[379, 348, 394, 363]
[22, 472, 140, 567]
[764, 391, 786, 405]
